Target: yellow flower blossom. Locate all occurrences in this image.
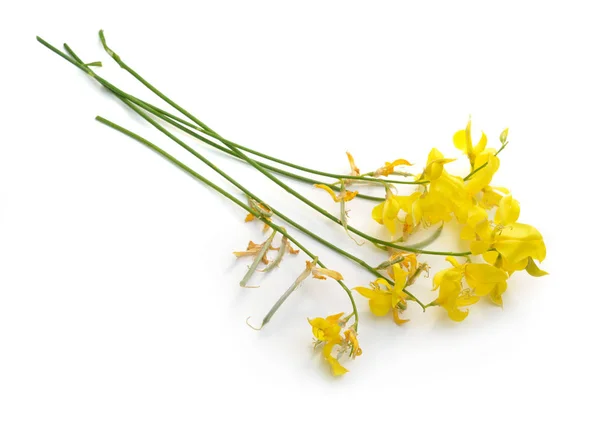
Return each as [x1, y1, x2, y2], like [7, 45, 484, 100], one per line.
[422, 148, 456, 181]
[372, 190, 420, 235]
[453, 117, 488, 167]
[432, 256, 509, 317]
[485, 223, 546, 267]
[308, 312, 358, 376]
[461, 194, 524, 255]
[309, 312, 344, 341]
[374, 158, 412, 177]
[354, 264, 410, 325]
[314, 184, 358, 202]
[433, 268, 478, 321]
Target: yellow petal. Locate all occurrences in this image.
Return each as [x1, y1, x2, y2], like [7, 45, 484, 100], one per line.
[456, 292, 480, 307]
[495, 195, 520, 225]
[525, 257, 549, 277]
[325, 312, 345, 323]
[372, 202, 385, 224]
[453, 129, 468, 154]
[346, 151, 360, 175]
[489, 280, 508, 306]
[460, 226, 477, 241]
[392, 264, 408, 290]
[447, 307, 469, 322]
[464, 263, 508, 288]
[354, 287, 378, 300]
[326, 356, 349, 376]
[369, 294, 392, 316]
[312, 267, 344, 281]
[494, 223, 546, 264]
[445, 256, 462, 269]
[470, 240, 491, 255]
[467, 205, 489, 228]
[391, 158, 412, 167]
[314, 184, 340, 202]
[480, 186, 509, 209]
[393, 309, 410, 325]
[473, 132, 488, 156]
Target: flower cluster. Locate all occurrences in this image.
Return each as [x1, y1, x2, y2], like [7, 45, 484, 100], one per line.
[366, 119, 546, 323]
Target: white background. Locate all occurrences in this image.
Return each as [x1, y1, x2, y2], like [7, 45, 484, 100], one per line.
[1, 1, 598, 425]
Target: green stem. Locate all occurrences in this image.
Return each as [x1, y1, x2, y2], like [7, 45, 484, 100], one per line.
[95, 115, 360, 327]
[93, 32, 470, 258]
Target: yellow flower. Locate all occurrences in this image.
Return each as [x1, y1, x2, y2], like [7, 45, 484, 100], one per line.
[433, 267, 477, 321]
[463, 261, 509, 306]
[314, 184, 358, 202]
[309, 312, 344, 341]
[308, 313, 356, 376]
[372, 190, 420, 235]
[422, 148, 456, 181]
[374, 158, 412, 177]
[432, 256, 509, 317]
[461, 194, 523, 255]
[485, 223, 546, 267]
[354, 264, 410, 325]
[427, 183, 472, 227]
[453, 117, 488, 167]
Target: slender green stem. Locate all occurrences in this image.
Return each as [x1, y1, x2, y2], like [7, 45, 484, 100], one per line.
[95, 115, 360, 326]
[93, 32, 470, 258]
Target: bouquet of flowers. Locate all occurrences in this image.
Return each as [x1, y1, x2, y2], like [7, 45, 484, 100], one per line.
[37, 31, 547, 376]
